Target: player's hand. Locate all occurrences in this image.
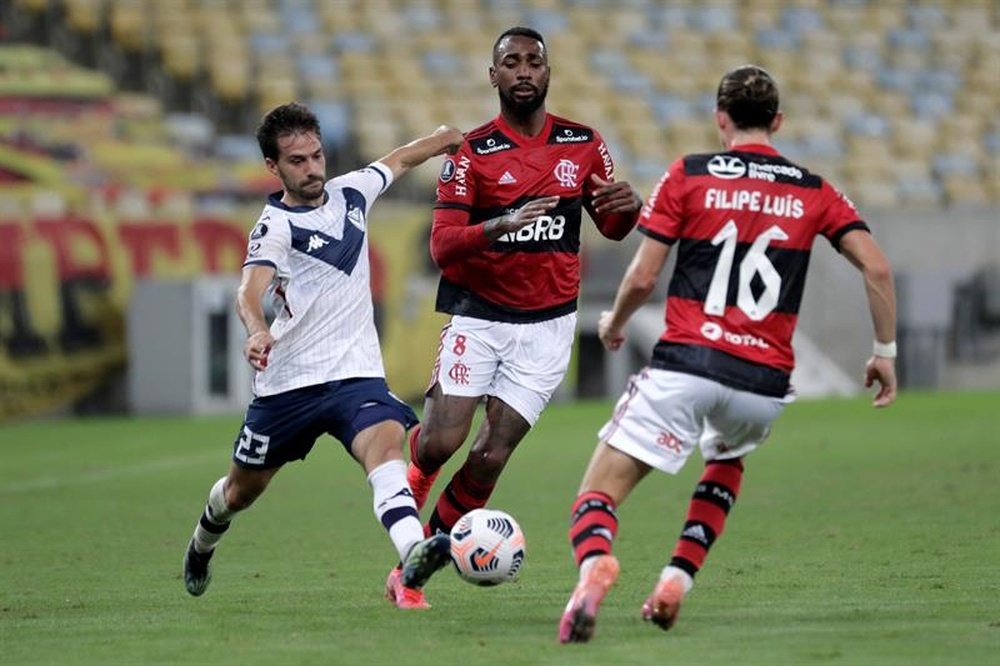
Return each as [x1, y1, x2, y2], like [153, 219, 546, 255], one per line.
[244, 330, 275, 371]
[590, 174, 642, 214]
[864, 355, 897, 407]
[484, 196, 560, 239]
[598, 310, 626, 351]
[433, 125, 464, 155]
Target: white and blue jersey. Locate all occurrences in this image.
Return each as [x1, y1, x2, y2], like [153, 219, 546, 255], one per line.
[243, 161, 394, 397]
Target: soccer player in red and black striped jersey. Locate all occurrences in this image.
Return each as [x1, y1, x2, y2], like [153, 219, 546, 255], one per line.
[403, 27, 642, 544]
[558, 65, 898, 643]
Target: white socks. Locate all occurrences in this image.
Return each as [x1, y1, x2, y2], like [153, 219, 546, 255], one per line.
[368, 460, 424, 561]
[191, 476, 235, 554]
[660, 564, 695, 594]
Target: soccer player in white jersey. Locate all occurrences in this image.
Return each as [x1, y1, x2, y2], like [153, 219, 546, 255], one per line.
[182, 103, 464, 610]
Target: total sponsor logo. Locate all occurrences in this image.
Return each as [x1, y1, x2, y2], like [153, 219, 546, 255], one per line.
[700, 321, 770, 349]
[704, 188, 804, 219]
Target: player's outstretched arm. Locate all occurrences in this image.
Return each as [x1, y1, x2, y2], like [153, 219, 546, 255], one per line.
[237, 264, 276, 371]
[378, 125, 464, 181]
[839, 229, 898, 407]
[599, 236, 671, 351]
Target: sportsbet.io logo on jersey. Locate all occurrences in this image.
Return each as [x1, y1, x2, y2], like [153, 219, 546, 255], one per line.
[473, 136, 514, 156]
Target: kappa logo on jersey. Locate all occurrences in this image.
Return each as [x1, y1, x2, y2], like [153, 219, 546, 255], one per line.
[498, 171, 517, 185]
[553, 159, 579, 188]
[307, 234, 329, 252]
[707, 155, 746, 179]
[439, 158, 456, 183]
[250, 221, 269, 239]
[470, 131, 515, 156]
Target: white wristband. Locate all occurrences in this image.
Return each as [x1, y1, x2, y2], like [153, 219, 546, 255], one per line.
[872, 340, 897, 358]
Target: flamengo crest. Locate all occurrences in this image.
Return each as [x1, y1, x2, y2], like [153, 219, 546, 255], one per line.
[553, 159, 579, 188]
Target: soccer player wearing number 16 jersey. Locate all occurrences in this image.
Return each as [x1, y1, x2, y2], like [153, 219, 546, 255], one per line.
[559, 66, 898, 643]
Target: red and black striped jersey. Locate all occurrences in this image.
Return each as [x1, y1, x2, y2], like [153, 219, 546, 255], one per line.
[640, 143, 868, 397]
[430, 112, 636, 323]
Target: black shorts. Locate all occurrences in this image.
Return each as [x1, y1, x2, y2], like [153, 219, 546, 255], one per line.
[232, 377, 419, 469]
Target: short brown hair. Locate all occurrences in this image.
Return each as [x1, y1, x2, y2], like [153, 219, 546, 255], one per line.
[716, 65, 779, 131]
[255, 102, 321, 160]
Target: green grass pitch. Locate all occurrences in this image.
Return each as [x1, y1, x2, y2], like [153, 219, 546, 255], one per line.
[1, 392, 998, 665]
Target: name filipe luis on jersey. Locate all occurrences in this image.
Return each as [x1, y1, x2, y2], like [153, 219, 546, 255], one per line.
[704, 188, 805, 219]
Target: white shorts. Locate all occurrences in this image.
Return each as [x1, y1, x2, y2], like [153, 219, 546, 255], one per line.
[599, 368, 792, 474]
[430, 314, 575, 426]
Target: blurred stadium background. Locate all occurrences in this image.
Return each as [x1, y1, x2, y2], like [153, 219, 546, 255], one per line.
[0, 0, 997, 421]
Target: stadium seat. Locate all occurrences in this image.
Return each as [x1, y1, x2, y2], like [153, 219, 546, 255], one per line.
[4, 0, 996, 208]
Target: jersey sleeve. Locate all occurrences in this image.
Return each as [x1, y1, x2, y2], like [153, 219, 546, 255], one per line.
[818, 180, 870, 251]
[430, 143, 491, 267]
[584, 130, 637, 240]
[637, 158, 686, 245]
[243, 212, 291, 274]
[329, 161, 395, 213]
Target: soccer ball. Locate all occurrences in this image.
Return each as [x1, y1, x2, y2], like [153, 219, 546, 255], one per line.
[449, 508, 526, 586]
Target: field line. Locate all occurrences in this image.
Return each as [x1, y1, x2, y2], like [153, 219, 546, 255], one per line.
[0, 453, 221, 494]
